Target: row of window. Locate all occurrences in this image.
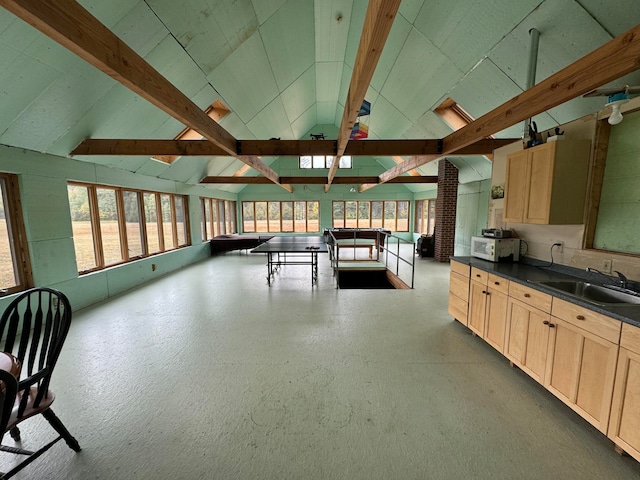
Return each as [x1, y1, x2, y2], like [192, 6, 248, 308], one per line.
[332, 200, 410, 232]
[242, 201, 320, 233]
[299, 155, 352, 169]
[201, 198, 236, 240]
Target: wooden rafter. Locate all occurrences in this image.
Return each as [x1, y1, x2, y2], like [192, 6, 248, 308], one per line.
[201, 176, 438, 185]
[0, 0, 290, 191]
[72, 138, 517, 157]
[374, 23, 640, 183]
[326, 0, 402, 190]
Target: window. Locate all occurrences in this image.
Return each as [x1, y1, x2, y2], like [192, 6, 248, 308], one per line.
[415, 199, 436, 235]
[68, 183, 190, 274]
[0, 173, 31, 294]
[242, 201, 319, 233]
[299, 155, 352, 169]
[332, 200, 410, 232]
[201, 198, 237, 240]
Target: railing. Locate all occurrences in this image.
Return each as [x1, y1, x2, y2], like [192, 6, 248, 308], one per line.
[381, 233, 416, 289]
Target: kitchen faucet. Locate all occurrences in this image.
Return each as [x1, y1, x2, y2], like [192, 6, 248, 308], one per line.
[586, 267, 628, 289]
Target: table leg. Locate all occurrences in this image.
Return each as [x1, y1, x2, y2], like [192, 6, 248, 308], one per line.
[266, 252, 273, 286]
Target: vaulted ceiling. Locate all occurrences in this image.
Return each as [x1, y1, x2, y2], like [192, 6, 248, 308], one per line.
[0, 0, 639, 193]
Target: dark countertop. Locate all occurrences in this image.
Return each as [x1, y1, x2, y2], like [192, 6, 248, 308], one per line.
[451, 256, 640, 328]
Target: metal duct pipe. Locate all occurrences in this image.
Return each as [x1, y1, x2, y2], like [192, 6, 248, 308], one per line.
[523, 28, 540, 139]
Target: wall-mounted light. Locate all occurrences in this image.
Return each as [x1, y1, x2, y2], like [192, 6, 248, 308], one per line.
[606, 91, 629, 125]
[349, 187, 356, 193]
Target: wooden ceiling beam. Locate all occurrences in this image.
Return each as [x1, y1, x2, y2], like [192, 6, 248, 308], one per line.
[373, 23, 640, 186]
[72, 138, 517, 157]
[0, 0, 289, 191]
[327, 0, 402, 189]
[201, 176, 438, 185]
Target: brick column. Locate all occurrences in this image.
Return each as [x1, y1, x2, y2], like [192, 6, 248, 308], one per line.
[434, 159, 458, 262]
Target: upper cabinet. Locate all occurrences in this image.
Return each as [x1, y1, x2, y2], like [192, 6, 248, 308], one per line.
[504, 140, 591, 224]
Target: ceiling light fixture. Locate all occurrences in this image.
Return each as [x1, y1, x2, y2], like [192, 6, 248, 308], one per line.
[606, 92, 629, 125]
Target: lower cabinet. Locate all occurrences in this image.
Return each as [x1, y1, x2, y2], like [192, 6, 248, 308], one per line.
[609, 323, 640, 462]
[468, 271, 509, 352]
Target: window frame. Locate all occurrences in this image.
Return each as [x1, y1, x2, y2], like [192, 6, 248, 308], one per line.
[415, 199, 436, 235]
[299, 155, 352, 169]
[242, 200, 320, 233]
[200, 198, 237, 240]
[332, 200, 410, 232]
[0, 173, 32, 295]
[68, 182, 191, 275]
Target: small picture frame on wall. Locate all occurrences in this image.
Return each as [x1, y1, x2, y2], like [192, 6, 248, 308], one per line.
[491, 184, 505, 199]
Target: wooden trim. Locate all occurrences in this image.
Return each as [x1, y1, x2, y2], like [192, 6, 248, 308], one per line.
[328, 0, 402, 187]
[583, 119, 611, 249]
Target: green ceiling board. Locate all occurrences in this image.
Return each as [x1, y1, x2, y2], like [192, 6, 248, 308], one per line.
[218, 113, 257, 140]
[252, 0, 289, 25]
[247, 97, 294, 139]
[291, 104, 317, 140]
[578, 0, 640, 36]
[398, 0, 425, 24]
[317, 102, 337, 125]
[413, 0, 539, 72]
[369, 15, 412, 92]
[381, 29, 462, 122]
[368, 95, 412, 139]
[281, 65, 316, 124]
[160, 157, 210, 183]
[314, 0, 352, 62]
[448, 156, 492, 184]
[260, 0, 315, 91]
[111, 2, 168, 58]
[406, 111, 452, 139]
[342, 0, 367, 68]
[209, 32, 279, 122]
[337, 63, 352, 107]
[316, 62, 343, 102]
[135, 160, 173, 178]
[79, 0, 139, 28]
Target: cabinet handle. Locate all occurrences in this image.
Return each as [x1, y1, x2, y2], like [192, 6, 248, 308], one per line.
[482, 290, 487, 294]
[576, 315, 585, 320]
[524, 293, 531, 298]
[476, 274, 481, 278]
[494, 281, 500, 285]
[549, 323, 555, 328]
[543, 320, 549, 325]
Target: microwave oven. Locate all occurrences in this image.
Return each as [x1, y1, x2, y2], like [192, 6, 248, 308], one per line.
[471, 236, 521, 262]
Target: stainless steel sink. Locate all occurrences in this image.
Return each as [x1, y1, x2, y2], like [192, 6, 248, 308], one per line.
[532, 280, 640, 306]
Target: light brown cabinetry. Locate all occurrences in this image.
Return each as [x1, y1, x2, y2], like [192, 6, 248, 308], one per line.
[546, 298, 621, 433]
[467, 268, 509, 352]
[503, 140, 591, 224]
[448, 260, 470, 325]
[609, 323, 640, 461]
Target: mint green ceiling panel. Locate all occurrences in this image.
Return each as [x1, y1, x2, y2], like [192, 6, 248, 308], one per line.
[381, 29, 463, 122]
[246, 97, 294, 139]
[406, 111, 453, 139]
[369, 14, 412, 92]
[252, 0, 289, 25]
[260, 0, 315, 91]
[218, 113, 257, 140]
[399, 0, 425, 24]
[79, 0, 139, 28]
[208, 32, 279, 122]
[343, 0, 367, 68]
[160, 157, 210, 183]
[576, 0, 640, 36]
[135, 160, 174, 178]
[316, 62, 343, 102]
[448, 156, 492, 184]
[291, 104, 317, 140]
[144, 0, 258, 75]
[368, 95, 412, 139]
[110, 2, 168, 58]
[413, 0, 539, 72]
[314, 0, 352, 62]
[317, 101, 337, 125]
[281, 65, 316, 124]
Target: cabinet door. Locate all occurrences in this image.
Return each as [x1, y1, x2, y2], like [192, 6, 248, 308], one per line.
[505, 298, 551, 384]
[468, 280, 487, 336]
[545, 318, 618, 433]
[484, 288, 508, 353]
[503, 150, 529, 223]
[524, 143, 555, 224]
[609, 347, 640, 462]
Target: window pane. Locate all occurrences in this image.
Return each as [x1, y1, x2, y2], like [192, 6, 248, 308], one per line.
[212, 200, 220, 236]
[68, 184, 97, 272]
[160, 194, 174, 250]
[268, 202, 280, 232]
[300, 156, 312, 168]
[228, 201, 236, 233]
[428, 200, 436, 235]
[383, 201, 397, 230]
[123, 190, 143, 258]
[358, 201, 371, 228]
[325, 156, 334, 168]
[294, 201, 306, 232]
[415, 200, 424, 233]
[282, 202, 293, 232]
[371, 201, 383, 228]
[218, 200, 226, 235]
[308, 201, 319, 232]
[97, 188, 122, 265]
[175, 196, 187, 246]
[255, 202, 267, 232]
[345, 201, 357, 228]
[202, 199, 211, 240]
[144, 193, 161, 254]
[333, 201, 344, 228]
[397, 201, 409, 231]
[340, 156, 352, 168]
[243, 202, 255, 232]
[312, 156, 325, 168]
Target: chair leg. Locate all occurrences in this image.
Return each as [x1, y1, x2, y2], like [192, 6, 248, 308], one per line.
[9, 427, 21, 442]
[41, 409, 81, 452]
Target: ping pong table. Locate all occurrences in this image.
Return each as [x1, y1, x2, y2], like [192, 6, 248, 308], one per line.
[251, 236, 328, 286]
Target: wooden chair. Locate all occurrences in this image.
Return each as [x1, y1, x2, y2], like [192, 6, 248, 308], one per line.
[0, 288, 81, 479]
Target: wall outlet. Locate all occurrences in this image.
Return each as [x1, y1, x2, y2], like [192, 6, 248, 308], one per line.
[553, 241, 564, 253]
[602, 259, 612, 274]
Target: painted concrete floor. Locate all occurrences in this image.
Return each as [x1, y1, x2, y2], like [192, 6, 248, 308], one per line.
[2, 248, 640, 479]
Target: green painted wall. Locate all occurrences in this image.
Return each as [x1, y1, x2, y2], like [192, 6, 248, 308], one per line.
[594, 110, 640, 254]
[454, 179, 490, 256]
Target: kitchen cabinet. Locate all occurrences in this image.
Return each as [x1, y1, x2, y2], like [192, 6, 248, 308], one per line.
[448, 260, 470, 325]
[609, 323, 640, 462]
[545, 298, 621, 434]
[467, 269, 509, 353]
[503, 140, 591, 224]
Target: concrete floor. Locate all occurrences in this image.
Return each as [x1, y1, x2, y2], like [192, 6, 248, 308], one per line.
[2, 248, 640, 479]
